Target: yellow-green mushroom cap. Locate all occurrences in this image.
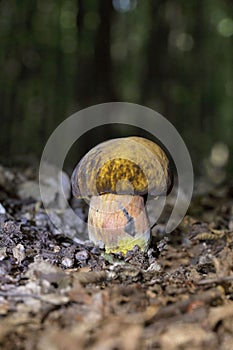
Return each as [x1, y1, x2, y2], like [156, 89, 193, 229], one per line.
[71, 137, 172, 200]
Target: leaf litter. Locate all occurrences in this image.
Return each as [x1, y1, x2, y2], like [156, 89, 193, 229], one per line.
[0, 164, 233, 349]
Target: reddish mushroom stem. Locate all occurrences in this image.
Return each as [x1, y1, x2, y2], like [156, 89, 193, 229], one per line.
[88, 193, 150, 254]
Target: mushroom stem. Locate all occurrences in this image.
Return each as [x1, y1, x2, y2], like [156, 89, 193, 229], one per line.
[88, 193, 150, 254]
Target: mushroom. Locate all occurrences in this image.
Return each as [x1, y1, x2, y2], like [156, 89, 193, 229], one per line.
[71, 137, 172, 254]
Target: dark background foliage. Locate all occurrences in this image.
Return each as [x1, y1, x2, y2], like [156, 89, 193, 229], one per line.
[0, 0, 232, 180]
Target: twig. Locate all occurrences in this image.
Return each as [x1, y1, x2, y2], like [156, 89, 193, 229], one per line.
[196, 275, 233, 285]
[0, 291, 42, 299]
[0, 291, 69, 305]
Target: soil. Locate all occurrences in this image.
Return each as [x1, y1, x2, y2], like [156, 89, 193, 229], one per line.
[0, 166, 233, 350]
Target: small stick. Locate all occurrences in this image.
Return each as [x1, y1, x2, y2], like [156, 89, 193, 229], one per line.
[196, 275, 233, 285]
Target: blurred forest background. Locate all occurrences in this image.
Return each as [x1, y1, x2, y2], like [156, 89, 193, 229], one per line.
[0, 0, 232, 181]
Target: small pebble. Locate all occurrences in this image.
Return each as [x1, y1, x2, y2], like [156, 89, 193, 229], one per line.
[61, 257, 73, 268]
[0, 203, 6, 214]
[147, 261, 161, 272]
[12, 243, 25, 264]
[35, 212, 49, 227]
[75, 250, 89, 261]
[53, 245, 61, 253]
[0, 247, 7, 261]
[90, 246, 101, 255]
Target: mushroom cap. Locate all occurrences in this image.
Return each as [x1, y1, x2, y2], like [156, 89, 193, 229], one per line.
[71, 136, 172, 199]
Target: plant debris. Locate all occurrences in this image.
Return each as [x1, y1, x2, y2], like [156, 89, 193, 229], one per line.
[0, 164, 233, 349]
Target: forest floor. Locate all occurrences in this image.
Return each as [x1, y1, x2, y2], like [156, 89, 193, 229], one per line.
[0, 164, 233, 350]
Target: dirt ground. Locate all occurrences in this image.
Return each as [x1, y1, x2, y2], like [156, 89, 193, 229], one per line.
[0, 165, 233, 350]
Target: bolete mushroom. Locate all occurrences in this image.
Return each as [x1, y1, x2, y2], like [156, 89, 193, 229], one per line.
[71, 137, 172, 254]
